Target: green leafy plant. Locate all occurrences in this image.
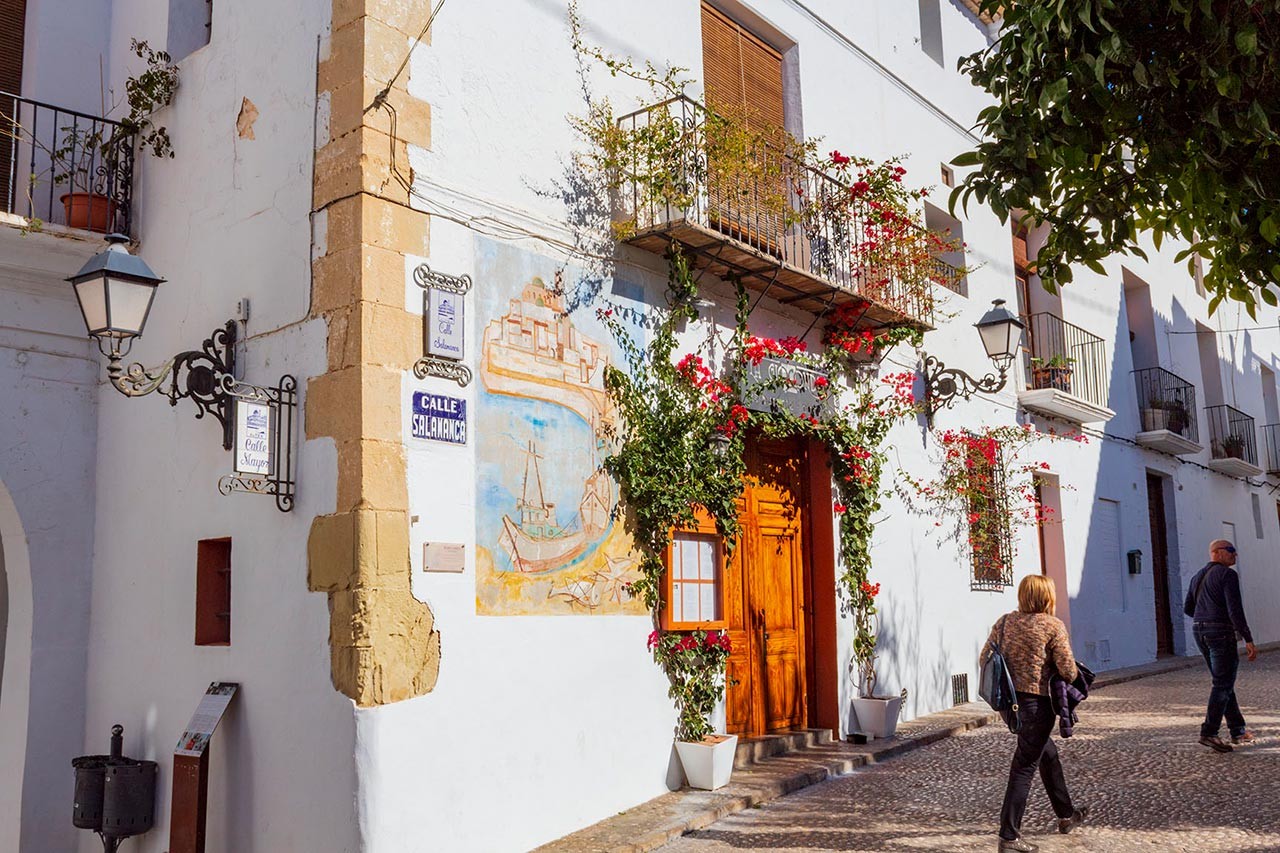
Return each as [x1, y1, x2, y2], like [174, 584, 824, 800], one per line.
[952, 1, 1280, 314]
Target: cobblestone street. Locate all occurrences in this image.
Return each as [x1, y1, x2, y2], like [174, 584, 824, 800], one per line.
[659, 652, 1280, 853]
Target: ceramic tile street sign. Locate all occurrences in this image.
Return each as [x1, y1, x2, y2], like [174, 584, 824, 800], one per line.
[233, 399, 273, 476]
[411, 391, 468, 444]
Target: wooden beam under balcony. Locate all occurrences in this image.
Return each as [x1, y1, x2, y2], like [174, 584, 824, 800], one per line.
[623, 219, 937, 331]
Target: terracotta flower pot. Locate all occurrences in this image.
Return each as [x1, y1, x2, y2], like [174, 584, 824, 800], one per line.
[61, 192, 117, 233]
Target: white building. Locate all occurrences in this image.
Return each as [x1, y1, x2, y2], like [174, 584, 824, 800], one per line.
[1, 1, 1276, 852]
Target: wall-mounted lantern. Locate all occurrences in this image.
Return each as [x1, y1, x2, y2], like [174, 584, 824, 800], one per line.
[923, 299, 1025, 424]
[68, 234, 298, 511]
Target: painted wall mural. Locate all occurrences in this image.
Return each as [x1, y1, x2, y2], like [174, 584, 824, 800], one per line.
[475, 238, 645, 615]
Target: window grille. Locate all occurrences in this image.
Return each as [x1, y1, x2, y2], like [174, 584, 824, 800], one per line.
[968, 439, 1014, 591]
[951, 673, 970, 706]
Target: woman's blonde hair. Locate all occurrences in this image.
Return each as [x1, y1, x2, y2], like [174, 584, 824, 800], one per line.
[1017, 574, 1057, 615]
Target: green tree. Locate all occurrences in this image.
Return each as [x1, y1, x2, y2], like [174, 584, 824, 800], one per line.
[952, 1, 1280, 314]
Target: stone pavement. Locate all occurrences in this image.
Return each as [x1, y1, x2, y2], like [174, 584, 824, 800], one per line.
[659, 650, 1280, 853]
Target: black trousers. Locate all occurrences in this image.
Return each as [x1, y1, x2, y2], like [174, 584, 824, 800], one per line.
[998, 693, 1075, 840]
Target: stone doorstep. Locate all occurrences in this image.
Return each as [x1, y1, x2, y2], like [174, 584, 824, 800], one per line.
[535, 646, 1280, 853]
[733, 728, 833, 769]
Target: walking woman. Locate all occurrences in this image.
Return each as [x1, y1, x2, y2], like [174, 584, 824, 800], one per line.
[982, 575, 1089, 852]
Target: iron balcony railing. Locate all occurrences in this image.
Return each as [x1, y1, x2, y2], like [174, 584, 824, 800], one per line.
[1023, 312, 1109, 408]
[613, 96, 960, 326]
[1206, 404, 1258, 466]
[1132, 366, 1199, 443]
[0, 91, 136, 234]
[1260, 423, 1280, 474]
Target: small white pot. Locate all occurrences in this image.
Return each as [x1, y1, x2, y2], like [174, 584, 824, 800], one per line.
[851, 695, 903, 739]
[674, 734, 738, 790]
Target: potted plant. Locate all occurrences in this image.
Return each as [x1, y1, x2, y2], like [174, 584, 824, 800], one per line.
[849, 581, 904, 739]
[1, 39, 177, 232]
[649, 628, 737, 790]
[1224, 433, 1247, 459]
[1030, 354, 1074, 393]
[1164, 399, 1190, 436]
[1140, 395, 1171, 432]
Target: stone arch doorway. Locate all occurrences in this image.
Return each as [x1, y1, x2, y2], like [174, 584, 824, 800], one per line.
[0, 477, 32, 851]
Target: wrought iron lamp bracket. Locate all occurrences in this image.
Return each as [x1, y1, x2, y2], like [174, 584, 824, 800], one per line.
[922, 353, 1008, 425]
[413, 263, 474, 387]
[106, 320, 239, 449]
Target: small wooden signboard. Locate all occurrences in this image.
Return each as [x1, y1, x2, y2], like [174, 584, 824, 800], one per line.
[170, 682, 238, 853]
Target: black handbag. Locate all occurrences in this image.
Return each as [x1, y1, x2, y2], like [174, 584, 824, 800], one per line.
[979, 615, 1021, 733]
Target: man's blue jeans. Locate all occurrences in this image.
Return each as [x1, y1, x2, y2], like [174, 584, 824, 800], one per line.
[1194, 624, 1247, 739]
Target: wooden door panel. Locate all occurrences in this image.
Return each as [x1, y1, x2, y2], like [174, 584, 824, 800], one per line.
[724, 515, 753, 735]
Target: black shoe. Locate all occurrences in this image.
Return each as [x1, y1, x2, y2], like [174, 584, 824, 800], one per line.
[998, 839, 1038, 852]
[1058, 805, 1089, 834]
[1199, 735, 1233, 753]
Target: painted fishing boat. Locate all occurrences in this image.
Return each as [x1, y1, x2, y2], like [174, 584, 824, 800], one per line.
[500, 441, 589, 573]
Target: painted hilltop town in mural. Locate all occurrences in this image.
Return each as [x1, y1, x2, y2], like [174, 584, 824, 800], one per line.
[475, 239, 645, 616]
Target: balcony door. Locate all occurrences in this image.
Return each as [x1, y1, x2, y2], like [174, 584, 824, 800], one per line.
[0, 0, 27, 212]
[700, 2, 787, 255]
[724, 437, 809, 736]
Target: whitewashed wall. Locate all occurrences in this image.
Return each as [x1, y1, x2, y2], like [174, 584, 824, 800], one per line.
[352, 2, 1280, 851]
[67, 1, 359, 852]
[0, 229, 102, 853]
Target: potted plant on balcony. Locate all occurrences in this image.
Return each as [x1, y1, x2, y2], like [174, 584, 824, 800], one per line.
[1140, 395, 1172, 432]
[1224, 433, 1247, 460]
[1030, 355, 1074, 393]
[2, 39, 176, 232]
[649, 628, 737, 790]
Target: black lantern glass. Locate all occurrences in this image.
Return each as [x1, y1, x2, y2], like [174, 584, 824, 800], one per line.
[974, 299, 1024, 372]
[67, 234, 164, 352]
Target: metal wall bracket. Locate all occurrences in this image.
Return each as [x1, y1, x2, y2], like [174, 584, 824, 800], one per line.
[216, 375, 298, 512]
[922, 353, 1008, 426]
[413, 263, 473, 387]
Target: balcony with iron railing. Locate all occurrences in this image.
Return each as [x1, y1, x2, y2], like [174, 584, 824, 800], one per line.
[1261, 423, 1280, 476]
[1205, 404, 1262, 477]
[1132, 366, 1201, 454]
[612, 97, 961, 330]
[1, 91, 137, 235]
[1016, 312, 1115, 424]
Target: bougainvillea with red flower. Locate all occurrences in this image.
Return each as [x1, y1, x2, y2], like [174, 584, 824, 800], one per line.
[899, 424, 1084, 587]
[648, 628, 734, 742]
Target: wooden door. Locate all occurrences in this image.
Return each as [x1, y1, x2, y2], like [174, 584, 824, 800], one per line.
[1146, 473, 1174, 656]
[726, 438, 808, 735]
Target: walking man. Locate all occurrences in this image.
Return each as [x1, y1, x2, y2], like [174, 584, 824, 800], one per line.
[1184, 539, 1258, 753]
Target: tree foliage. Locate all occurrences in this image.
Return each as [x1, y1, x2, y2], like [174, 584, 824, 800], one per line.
[953, 1, 1280, 314]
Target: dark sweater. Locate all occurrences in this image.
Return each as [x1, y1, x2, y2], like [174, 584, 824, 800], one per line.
[1183, 562, 1253, 643]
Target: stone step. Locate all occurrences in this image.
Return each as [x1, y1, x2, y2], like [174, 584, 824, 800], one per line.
[733, 727, 834, 769]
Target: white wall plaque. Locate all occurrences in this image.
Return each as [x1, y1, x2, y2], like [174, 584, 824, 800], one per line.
[427, 288, 465, 360]
[423, 542, 465, 573]
[234, 400, 273, 475]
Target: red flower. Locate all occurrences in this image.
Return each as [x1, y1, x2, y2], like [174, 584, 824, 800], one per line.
[833, 502, 848, 514]
[647, 630, 661, 651]
[814, 376, 830, 388]
[830, 150, 851, 166]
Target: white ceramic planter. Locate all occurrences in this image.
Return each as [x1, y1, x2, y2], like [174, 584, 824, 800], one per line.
[851, 695, 903, 739]
[674, 734, 738, 791]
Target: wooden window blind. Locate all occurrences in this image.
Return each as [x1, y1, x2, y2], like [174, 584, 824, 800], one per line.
[0, 0, 27, 210]
[700, 2, 783, 132]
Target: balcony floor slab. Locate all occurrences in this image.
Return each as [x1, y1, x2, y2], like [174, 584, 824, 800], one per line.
[1017, 388, 1115, 425]
[1207, 456, 1263, 477]
[1135, 429, 1202, 456]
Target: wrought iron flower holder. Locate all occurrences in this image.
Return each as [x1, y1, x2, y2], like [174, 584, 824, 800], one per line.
[413, 263, 473, 386]
[106, 320, 298, 512]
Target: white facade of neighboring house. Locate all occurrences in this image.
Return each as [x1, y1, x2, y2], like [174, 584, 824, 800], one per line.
[1, 2, 1277, 853]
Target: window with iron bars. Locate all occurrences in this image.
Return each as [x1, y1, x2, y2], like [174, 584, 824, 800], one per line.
[966, 439, 1015, 591]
